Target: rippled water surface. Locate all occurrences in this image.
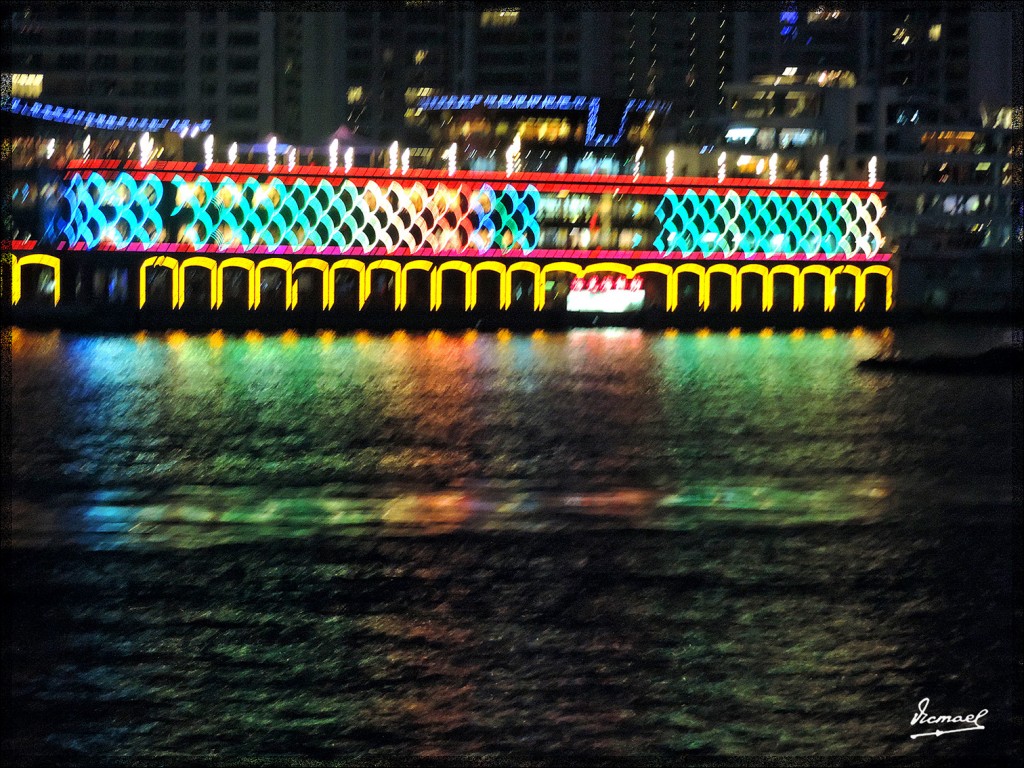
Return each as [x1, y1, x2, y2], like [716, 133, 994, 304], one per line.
[6, 326, 1020, 764]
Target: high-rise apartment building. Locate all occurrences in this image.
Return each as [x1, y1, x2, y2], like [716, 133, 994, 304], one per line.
[180, 9, 276, 142]
[719, 3, 1020, 313]
[270, 6, 742, 146]
[274, 6, 622, 146]
[608, 8, 736, 141]
[730, 4, 1014, 124]
[8, 3, 1018, 155]
[9, 4, 275, 143]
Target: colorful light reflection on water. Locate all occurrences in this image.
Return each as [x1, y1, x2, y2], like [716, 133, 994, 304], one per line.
[7, 326, 1020, 762]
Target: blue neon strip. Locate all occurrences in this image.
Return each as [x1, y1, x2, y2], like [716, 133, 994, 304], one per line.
[4, 98, 211, 134]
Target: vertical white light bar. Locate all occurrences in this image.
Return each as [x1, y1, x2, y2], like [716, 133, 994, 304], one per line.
[140, 132, 153, 167]
[344, 147, 354, 173]
[665, 149, 674, 182]
[83, 134, 91, 160]
[329, 139, 339, 172]
[204, 135, 214, 167]
[389, 141, 399, 174]
[446, 142, 457, 176]
[718, 151, 726, 183]
[46, 138, 55, 159]
[868, 155, 877, 186]
[819, 154, 829, 185]
[769, 152, 778, 184]
[401, 147, 410, 174]
[634, 146, 644, 180]
[228, 142, 238, 165]
[506, 134, 521, 177]
[267, 135, 277, 171]
[287, 146, 297, 171]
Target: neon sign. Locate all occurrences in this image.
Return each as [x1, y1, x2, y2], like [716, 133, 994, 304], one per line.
[57, 171, 542, 255]
[567, 275, 645, 312]
[53, 169, 884, 260]
[654, 188, 883, 259]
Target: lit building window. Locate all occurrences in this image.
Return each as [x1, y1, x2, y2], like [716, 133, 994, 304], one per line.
[405, 87, 436, 104]
[481, 9, 520, 28]
[892, 27, 911, 45]
[780, 6, 798, 38]
[414, 49, 428, 65]
[807, 9, 843, 23]
[929, 24, 942, 41]
[347, 86, 363, 104]
[11, 73, 43, 98]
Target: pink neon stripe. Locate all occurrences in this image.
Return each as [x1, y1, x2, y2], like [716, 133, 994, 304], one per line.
[57, 242, 892, 263]
[59, 171, 886, 200]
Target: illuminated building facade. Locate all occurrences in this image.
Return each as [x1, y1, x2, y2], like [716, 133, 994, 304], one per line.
[413, 93, 671, 174]
[6, 157, 893, 322]
[266, 7, 744, 146]
[710, 2, 1021, 313]
[273, 7, 623, 146]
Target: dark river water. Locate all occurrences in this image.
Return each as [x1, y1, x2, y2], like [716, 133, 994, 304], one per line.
[5, 324, 1021, 765]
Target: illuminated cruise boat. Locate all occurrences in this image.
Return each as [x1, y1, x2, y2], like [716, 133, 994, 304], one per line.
[6, 148, 893, 328]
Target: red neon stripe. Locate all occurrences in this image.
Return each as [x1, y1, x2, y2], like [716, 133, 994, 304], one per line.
[50, 159, 884, 195]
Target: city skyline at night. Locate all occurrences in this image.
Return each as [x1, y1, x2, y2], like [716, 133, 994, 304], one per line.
[3, 4, 1022, 766]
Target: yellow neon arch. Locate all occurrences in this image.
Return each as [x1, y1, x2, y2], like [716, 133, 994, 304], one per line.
[632, 262, 675, 311]
[470, 260, 507, 310]
[293, 258, 330, 310]
[255, 257, 294, 309]
[861, 264, 894, 311]
[10, 253, 61, 306]
[674, 264, 707, 310]
[217, 257, 256, 309]
[328, 259, 366, 309]
[801, 263, 836, 312]
[401, 259, 434, 310]
[506, 261, 543, 310]
[832, 264, 863, 312]
[704, 263, 740, 312]
[767, 264, 801, 311]
[581, 261, 635, 278]
[539, 261, 584, 310]
[435, 260, 473, 311]
[365, 259, 403, 310]
[139, 255, 180, 309]
[178, 256, 218, 309]
[737, 263, 772, 311]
